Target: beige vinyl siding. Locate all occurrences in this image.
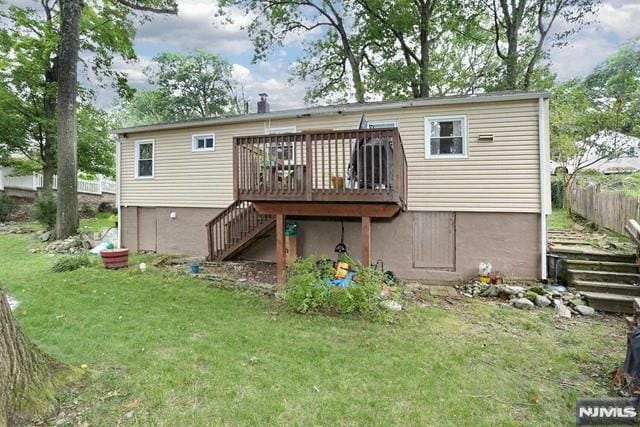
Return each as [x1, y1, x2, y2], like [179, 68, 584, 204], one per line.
[120, 98, 541, 212]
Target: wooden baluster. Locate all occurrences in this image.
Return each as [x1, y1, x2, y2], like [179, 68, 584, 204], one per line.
[340, 132, 347, 193]
[321, 134, 325, 191]
[232, 138, 239, 200]
[313, 135, 318, 197]
[306, 133, 313, 201]
[378, 130, 383, 193]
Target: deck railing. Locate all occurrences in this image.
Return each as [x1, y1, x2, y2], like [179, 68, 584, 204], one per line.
[233, 128, 407, 208]
[206, 200, 275, 260]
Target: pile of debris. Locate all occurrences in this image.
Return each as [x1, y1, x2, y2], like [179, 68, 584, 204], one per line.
[456, 282, 595, 318]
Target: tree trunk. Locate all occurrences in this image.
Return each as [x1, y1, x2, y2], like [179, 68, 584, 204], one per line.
[418, 1, 432, 98]
[55, 0, 83, 239]
[0, 288, 66, 426]
[350, 59, 366, 103]
[504, 32, 519, 90]
[42, 65, 58, 192]
[564, 174, 575, 215]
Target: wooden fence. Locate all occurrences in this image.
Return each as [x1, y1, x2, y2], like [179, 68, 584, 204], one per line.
[571, 183, 640, 235]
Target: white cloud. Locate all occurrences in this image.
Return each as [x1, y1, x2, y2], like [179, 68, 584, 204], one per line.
[549, 0, 640, 80]
[135, 0, 254, 54]
[232, 63, 307, 111]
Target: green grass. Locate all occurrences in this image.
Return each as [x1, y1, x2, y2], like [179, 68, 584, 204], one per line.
[548, 208, 576, 230]
[79, 212, 117, 232]
[0, 232, 626, 426]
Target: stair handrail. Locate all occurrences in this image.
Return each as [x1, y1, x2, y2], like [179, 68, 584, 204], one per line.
[206, 200, 275, 261]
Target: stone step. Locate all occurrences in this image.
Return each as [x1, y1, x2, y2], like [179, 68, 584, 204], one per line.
[567, 269, 640, 285]
[573, 280, 640, 297]
[549, 245, 636, 263]
[550, 239, 592, 245]
[565, 259, 639, 274]
[580, 291, 635, 314]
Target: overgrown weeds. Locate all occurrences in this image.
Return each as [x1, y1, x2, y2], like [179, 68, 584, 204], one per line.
[282, 255, 397, 322]
[51, 254, 93, 272]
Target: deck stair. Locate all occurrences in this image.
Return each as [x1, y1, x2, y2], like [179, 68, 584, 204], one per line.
[548, 229, 638, 314]
[206, 201, 275, 261]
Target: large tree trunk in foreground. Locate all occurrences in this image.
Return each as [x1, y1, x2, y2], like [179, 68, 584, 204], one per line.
[55, 0, 83, 240]
[0, 289, 66, 426]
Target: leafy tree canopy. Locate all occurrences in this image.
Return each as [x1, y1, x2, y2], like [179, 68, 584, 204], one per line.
[116, 50, 241, 126]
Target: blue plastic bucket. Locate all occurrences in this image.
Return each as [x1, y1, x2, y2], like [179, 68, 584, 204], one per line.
[190, 263, 200, 274]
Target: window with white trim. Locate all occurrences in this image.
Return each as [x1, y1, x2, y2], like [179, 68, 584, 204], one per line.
[367, 120, 398, 129]
[266, 126, 297, 163]
[192, 134, 215, 151]
[425, 116, 467, 158]
[135, 140, 154, 178]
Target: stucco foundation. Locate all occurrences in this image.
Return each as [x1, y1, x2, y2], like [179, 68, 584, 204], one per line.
[120, 206, 222, 255]
[120, 206, 540, 280]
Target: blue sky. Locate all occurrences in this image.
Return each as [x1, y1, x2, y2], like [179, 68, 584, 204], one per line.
[72, 0, 640, 110]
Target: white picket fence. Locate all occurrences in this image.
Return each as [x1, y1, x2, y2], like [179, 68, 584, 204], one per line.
[0, 167, 115, 195]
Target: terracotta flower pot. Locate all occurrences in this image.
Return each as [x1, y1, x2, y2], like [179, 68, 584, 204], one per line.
[100, 248, 129, 269]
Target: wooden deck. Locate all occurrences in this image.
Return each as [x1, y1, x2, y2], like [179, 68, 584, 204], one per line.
[233, 128, 407, 208]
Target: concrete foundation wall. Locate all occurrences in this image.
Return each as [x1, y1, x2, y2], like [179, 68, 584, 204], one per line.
[120, 206, 540, 280]
[120, 206, 222, 255]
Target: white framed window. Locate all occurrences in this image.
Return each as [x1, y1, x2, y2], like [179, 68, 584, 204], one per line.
[266, 126, 297, 163]
[367, 120, 398, 129]
[424, 115, 468, 158]
[192, 134, 215, 152]
[135, 139, 154, 179]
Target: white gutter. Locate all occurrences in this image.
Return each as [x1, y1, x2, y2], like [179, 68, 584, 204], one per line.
[116, 139, 122, 248]
[113, 91, 551, 136]
[538, 96, 550, 279]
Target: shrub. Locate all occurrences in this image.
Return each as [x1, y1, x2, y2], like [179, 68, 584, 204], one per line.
[79, 202, 97, 218]
[52, 253, 93, 272]
[551, 180, 564, 209]
[97, 202, 117, 214]
[0, 194, 16, 222]
[31, 193, 57, 230]
[282, 255, 396, 321]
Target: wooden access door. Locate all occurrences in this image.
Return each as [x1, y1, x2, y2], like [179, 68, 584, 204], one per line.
[413, 212, 456, 270]
[137, 208, 157, 252]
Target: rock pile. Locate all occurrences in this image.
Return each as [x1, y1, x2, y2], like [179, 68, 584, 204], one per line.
[456, 282, 595, 318]
[0, 222, 32, 234]
[40, 235, 84, 254]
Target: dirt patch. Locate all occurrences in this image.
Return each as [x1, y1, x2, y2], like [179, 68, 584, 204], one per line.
[157, 256, 277, 295]
[200, 260, 277, 284]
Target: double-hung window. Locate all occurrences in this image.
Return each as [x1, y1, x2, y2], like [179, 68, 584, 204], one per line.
[425, 116, 467, 158]
[192, 134, 215, 152]
[135, 140, 154, 178]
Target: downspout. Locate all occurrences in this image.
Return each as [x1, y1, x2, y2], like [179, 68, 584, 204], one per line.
[538, 96, 550, 279]
[116, 139, 122, 248]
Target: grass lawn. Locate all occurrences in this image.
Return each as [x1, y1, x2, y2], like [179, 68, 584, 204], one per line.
[79, 212, 117, 232]
[548, 209, 576, 230]
[0, 231, 627, 426]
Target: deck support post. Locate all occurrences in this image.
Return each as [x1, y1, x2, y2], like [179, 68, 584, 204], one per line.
[361, 216, 371, 267]
[276, 213, 286, 288]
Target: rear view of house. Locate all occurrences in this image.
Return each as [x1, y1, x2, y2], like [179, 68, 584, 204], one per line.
[113, 91, 551, 283]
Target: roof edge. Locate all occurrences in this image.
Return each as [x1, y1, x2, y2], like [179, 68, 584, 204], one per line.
[113, 91, 550, 136]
